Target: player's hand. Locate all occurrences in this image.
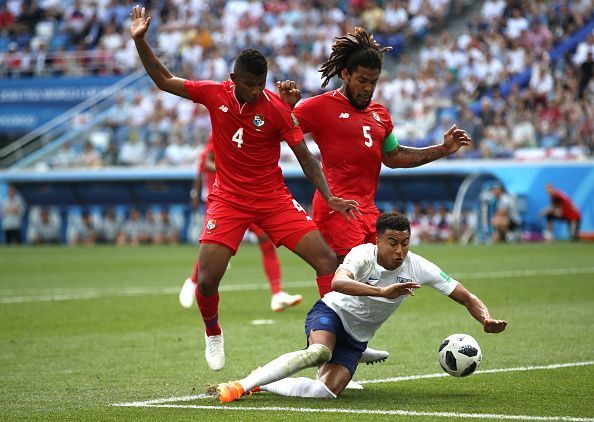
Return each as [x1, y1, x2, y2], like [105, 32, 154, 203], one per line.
[380, 282, 421, 299]
[276, 80, 301, 109]
[130, 5, 152, 40]
[441, 124, 471, 155]
[327, 196, 361, 221]
[483, 318, 507, 333]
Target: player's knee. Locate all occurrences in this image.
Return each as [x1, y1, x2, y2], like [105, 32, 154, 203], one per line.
[305, 343, 332, 366]
[197, 270, 220, 295]
[313, 380, 338, 399]
[315, 248, 337, 275]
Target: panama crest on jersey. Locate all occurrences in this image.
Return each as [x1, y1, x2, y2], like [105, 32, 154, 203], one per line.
[372, 111, 381, 122]
[253, 114, 265, 127]
[206, 219, 216, 230]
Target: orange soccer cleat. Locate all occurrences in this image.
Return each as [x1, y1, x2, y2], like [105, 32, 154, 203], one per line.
[217, 381, 245, 403]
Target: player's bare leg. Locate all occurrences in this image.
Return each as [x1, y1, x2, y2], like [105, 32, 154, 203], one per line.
[290, 230, 337, 297]
[197, 242, 233, 371]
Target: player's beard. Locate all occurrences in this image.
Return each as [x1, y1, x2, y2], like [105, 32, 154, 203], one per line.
[345, 84, 371, 110]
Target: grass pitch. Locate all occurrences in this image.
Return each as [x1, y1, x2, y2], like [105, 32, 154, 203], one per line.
[1, 242, 593, 421]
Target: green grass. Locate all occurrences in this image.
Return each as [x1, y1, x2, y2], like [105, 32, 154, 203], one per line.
[1, 243, 593, 421]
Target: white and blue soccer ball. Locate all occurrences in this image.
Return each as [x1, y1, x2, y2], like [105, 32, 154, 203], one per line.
[438, 333, 482, 377]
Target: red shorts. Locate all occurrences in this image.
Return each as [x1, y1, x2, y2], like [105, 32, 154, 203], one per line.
[200, 189, 318, 255]
[315, 209, 380, 256]
[248, 223, 265, 237]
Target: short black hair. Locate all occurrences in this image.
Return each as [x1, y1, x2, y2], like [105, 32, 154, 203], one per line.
[233, 48, 267, 76]
[376, 212, 410, 235]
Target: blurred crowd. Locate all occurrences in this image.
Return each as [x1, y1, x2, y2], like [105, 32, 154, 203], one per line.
[1, 0, 593, 169]
[383, 0, 594, 159]
[0, 0, 455, 78]
[15, 205, 183, 246]
[3, 183, 476, 245]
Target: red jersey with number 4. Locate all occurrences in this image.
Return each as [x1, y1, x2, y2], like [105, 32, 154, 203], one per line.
[198, 136, 216, 195]
[294, 90, 394, 221]
[552, 190, 581, 221]
[184, 80, 303, 201]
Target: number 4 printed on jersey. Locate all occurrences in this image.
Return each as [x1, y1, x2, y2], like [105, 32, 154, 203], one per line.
[232, 128, 244, 148]
[362, 125, 372, 147]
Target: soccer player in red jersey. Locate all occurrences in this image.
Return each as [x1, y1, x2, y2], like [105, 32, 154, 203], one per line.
[542, 183, 581, 241]
[131, 6, 359, 371]
[276, 28, 471, 377]
[179, 136, 303, 312]
[279, 27, 472, 261]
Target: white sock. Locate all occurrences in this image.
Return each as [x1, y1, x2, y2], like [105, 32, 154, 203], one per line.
[239, 344, 331, 392]
[261, 377, 336, 398]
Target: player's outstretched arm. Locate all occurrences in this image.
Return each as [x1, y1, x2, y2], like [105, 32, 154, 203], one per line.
[130, 5, 189, 99]
[382, 125, 471, 168]
[448, 284, 507, 333]
[291, 141, 360, 220]
[332, 269, 420, 298]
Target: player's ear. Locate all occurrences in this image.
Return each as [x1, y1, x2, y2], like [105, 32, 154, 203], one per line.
[229, 72, 237, 83]
[340, 68, 350, 81]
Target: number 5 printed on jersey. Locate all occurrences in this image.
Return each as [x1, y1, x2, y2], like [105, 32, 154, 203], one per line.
[363, 125, 372, 147]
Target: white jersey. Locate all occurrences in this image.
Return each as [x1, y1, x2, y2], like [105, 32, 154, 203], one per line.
[322, 244, 458, 342]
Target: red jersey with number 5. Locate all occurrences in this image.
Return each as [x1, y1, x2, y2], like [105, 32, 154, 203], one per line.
[294, 90, 394, 220]
[184, 80, 303, 201]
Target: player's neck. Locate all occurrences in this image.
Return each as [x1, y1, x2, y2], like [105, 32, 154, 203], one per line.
[338, 85, 367, 111]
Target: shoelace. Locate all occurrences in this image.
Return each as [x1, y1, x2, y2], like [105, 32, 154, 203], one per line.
[207, 336, 223, 354]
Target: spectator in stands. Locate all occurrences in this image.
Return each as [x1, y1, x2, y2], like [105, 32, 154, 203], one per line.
[52, 141, 77, 168]
[541, 183, 581, 241]
[481, 114, 512, 158]
[142, 209, 160, 244]
[154, 209, 179, 245]
[116, 208, 147, 246]
[490, 183, 521, 242]
[510, 108, 537, 150]
[577, 50, 593, 99]
[1, 184, 25, 245]
[69, 211, 98, 245]
[118, 135, 146, 167]
[98, 207, 121, 244]
[106, 94, 131, 145]
[433, 204, 453, 242]
[79, 141, 102, 168]
[28, 208, 61, 245]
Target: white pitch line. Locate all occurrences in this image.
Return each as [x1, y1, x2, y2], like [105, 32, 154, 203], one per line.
[358, 361, 594, 384]
[3, 266, 594, 304]
[112, 361, 594, 410]
[113, 403, 594, 421]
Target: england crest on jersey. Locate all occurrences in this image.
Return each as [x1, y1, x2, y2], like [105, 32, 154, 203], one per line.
[372, 111, 381, 122]
[253, 114, 265, 127]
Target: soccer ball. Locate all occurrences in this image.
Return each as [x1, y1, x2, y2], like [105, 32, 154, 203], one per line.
[438, 333, 482, 377]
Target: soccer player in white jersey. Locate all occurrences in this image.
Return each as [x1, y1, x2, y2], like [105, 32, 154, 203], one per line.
[216, 212, 507, 402]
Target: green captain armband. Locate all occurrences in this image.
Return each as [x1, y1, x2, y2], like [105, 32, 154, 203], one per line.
[382, 133, 399, 153]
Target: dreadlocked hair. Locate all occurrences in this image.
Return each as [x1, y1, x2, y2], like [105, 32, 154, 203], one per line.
[319, 27, 392, 88]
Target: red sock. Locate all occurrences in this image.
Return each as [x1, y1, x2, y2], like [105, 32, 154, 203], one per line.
[190, 258, 199, 284]
[316, 274, 333, 298]
[196, 290, 221, 336]
[259, 239, 282, 294]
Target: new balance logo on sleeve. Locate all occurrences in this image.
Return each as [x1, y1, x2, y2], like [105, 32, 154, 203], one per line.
[339, 113, 350, 119]
[219, 105, 229, 112]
